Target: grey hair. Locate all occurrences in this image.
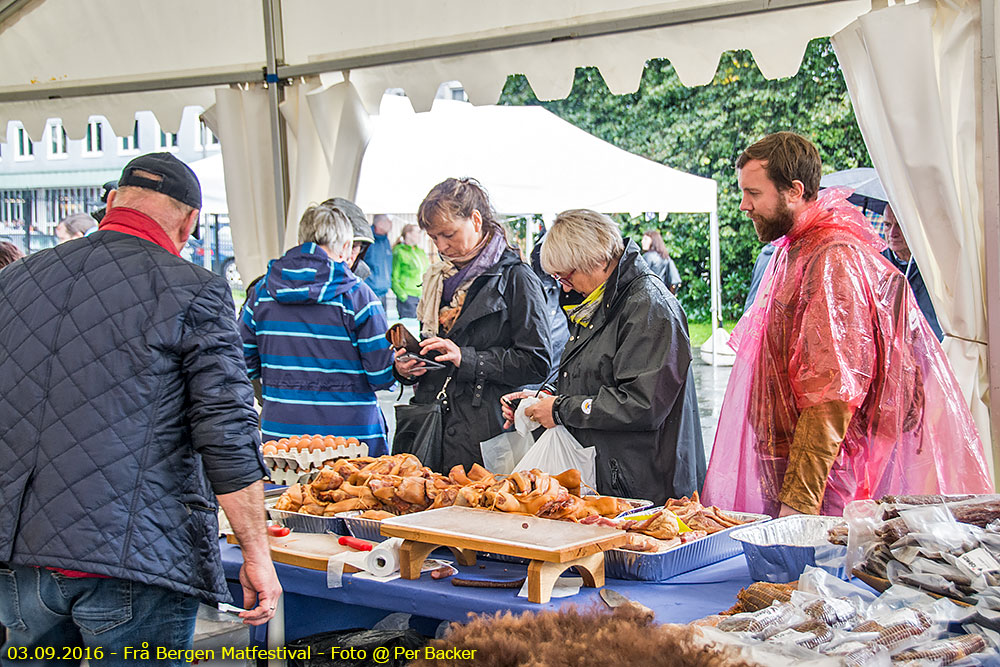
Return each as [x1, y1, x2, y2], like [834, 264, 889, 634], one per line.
[58, 213, 97, 237]
[298, 203, 352, 249]
[541, 209, 624, 275]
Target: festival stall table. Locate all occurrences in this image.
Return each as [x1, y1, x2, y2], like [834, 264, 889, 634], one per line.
[219, 539, 755, 644]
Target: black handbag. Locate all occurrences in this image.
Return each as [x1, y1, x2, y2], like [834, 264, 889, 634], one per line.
[392, 375, 452, 472]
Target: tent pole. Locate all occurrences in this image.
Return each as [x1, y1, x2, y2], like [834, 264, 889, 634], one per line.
[981, 0, 1000, 484]
[710, 209, 721, 366]
[263, 0, 289, 247]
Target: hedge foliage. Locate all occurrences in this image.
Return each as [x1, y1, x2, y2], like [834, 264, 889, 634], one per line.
[498, 38, 871, 321]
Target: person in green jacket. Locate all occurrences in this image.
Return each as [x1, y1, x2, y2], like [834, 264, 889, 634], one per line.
[392, 223, 429, 318]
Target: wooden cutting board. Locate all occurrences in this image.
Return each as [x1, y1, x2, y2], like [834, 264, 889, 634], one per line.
[380, 506, 626, 563]
[226, 533, 369, 572]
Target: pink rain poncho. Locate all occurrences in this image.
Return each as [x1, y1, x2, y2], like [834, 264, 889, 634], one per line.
[702, 189, 993, 516]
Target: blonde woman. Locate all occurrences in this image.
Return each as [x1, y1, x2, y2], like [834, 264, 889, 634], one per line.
[501, 209, 704, 505]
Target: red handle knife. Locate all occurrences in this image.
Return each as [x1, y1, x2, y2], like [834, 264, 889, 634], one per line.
[338, 535, 373, 551]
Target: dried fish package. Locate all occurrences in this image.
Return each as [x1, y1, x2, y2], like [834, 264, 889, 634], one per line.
[790, 591, 860, 628]
[716, 602, 806, 640]
[891, 633, 987, 665]
[767, 619, 835, 651]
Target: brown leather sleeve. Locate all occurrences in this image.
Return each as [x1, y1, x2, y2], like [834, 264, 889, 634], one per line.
[779, 401, 852, 514]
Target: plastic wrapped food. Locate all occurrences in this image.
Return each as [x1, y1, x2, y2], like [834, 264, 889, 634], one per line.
[702, 189, 993, 516]
[734, 581, 797, 614]
[716, 602, 803, 639]
[802, 598, 858, 628]
[767, 619, 834, 651]
[873, 610, 932, 650]
[823, 640, 884, 666]
[892, 633, 987, 665]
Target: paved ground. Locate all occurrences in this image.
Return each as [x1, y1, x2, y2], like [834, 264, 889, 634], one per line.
[378, 357, 732, 463]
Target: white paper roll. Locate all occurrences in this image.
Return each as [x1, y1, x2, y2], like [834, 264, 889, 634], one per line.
[365, 537, 404, 577]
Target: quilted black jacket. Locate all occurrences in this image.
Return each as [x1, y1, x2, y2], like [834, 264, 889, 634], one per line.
[0, 230, 266, 603]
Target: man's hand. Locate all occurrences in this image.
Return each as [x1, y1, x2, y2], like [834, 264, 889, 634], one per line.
[217, 481, 283, 625]
[525, 394, 558, 429]
[778, 503, 802, 517]
[419, 337, 461, 367]
[236, 558, 282, 626]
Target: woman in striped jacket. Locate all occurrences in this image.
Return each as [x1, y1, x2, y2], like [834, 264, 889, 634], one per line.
[240, 202, 395, 454]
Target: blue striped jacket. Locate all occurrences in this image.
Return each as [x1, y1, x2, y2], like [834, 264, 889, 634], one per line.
[239, 244, 394, 454]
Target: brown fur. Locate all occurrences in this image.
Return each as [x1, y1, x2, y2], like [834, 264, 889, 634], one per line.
[412, 605, 759, 667]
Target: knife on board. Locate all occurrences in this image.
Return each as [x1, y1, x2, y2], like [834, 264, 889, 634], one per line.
[599, 588, 655, 616]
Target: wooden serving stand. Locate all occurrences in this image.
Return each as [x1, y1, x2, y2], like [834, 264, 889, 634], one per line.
[379, 506, 627, 603]
[226, 532, 370, 572]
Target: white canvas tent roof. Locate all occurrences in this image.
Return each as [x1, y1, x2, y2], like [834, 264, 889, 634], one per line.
[354, 96, 716, 216]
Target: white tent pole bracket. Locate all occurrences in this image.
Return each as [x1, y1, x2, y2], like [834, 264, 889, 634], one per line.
[981, 0, 1000, 482]
[263, 0, 289, 245]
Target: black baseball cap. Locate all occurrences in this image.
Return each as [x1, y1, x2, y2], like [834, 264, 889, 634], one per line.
[323, 197, 373, 244]
[100, 180, 118, 203]
[118, 152, 202, 210]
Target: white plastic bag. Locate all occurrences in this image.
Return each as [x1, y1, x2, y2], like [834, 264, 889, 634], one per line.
[479, 398, 538, 474]
[513, 423, 597, 490]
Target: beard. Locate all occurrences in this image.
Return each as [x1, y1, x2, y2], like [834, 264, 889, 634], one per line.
[751, 197, 795, 243]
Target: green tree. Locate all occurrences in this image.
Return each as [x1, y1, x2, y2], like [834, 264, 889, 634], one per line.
[499, 38, 870, 321]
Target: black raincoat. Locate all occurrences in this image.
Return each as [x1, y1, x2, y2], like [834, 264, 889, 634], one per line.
[554, 240, 705, 505]
[398, 248, 552, 469]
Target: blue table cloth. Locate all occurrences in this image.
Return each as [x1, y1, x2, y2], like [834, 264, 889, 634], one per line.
[219, 540, 753, 643]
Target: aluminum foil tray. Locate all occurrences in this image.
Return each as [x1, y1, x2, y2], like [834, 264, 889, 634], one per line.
[338, 510, 389, 542]
[265, 497, 347, 535]
[605, 510, 770, 581]
[729, 514, 846, 583]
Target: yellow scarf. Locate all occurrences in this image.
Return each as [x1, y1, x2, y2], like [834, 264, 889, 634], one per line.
[563, 281, 606, 326]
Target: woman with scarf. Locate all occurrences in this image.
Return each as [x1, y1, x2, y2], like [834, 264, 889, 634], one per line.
[393, 178, 551, 470]
[501, 209, 704, 505]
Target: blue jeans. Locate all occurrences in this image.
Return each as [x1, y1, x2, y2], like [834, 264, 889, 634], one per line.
[397, 295, 418, 319]
[0, 565, 198, 666]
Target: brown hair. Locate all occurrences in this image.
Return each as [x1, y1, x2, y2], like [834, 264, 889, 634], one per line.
[395, 223, 420, 247]
[0, 241, 23, 269]
[417, 177, 504, 239]
[412, 605, 756, 667]
[643, 229, 672, 261]
[736, 131, 821, 201]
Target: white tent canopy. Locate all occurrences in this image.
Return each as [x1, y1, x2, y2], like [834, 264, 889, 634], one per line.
[354, 96, 717, 216]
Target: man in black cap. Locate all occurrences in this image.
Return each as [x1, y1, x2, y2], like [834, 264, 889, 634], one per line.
[89, 179, 119, 224]
[323, 196, 374, 280]
[0, 153, 281, 658]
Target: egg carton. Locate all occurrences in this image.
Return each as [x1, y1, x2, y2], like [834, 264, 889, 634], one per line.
[263, 442, 369, 486]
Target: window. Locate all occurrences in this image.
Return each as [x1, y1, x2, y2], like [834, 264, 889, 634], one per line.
[159, 130, 178, 151]
[83, 120, 103, 156]
[15, 124, 33, 160]
[196, 120, 220, 150]
[48, 121, 67, 158]
[119, 121, 140, 154]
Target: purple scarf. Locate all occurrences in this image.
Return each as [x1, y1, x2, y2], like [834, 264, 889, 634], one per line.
[441, 232, 507, 304]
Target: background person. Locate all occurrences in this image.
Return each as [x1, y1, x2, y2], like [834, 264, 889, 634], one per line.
[502, 209, 705, 505]
[240, 203, 395, 454]
[393, 177, 551, 470]
[365, 214, 394, 310]
[0, 241, 23, 270]
[392, 223, 429, 320]
[55, 212, 97, 243]
[641, 229, 682, 293]
[882, 203, 943, 341]
[0, 152, 280, 662]
[703, 132, 992, 517]
[324, 197, 375, 282]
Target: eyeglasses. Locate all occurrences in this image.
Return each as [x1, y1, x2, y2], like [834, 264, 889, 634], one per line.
[551, 269, 576, 287]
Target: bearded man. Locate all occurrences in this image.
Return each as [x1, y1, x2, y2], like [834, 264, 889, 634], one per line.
[702, 132, 992, 516]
